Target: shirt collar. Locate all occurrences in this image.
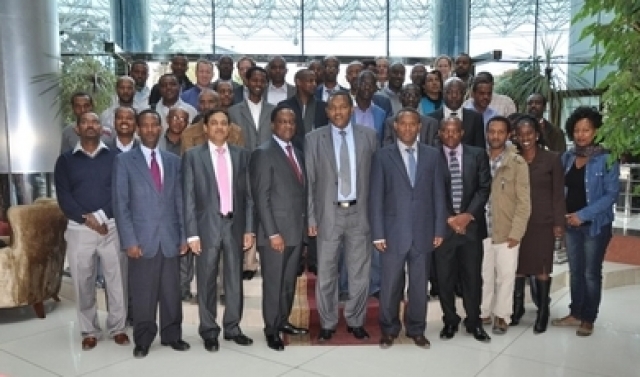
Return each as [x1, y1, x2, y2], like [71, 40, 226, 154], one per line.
[269, 82, 287, 92]
[73, 141, 109, 157]
[272, 134, 292, 149]
[354, 104, 373, 114]
[140, 144, 160, 159]
[116, 137, 135, 151]
[208, 140, 229, 153]
[397, 140, 418, 152]
[443, 144, 462, 156]
[331, 123, 352, 135]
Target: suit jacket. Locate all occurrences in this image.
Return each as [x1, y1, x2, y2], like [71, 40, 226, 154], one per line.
[280, 95, 328, 151]
[350, 104, 386, 146]
[369, 144, 448, 253]
[305, 124, 378, 241]
[428, 107, 486, 149]
[113, 147, 185, 258]
[372, 93, 393, 119]
[263, 82, 296, 104]
[149, 77, 194, 106]
[233, 85, 246, 105]
[250, 138, 306, 247]
[441, 144, 492, 240]
[182, 143, 254, 249]
[383, 114, 440, 147]
[314, 84, 348, 101]
[228, 100, 276, 151]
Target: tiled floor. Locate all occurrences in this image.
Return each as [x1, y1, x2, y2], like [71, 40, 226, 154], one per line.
[2, 284, 640, 377]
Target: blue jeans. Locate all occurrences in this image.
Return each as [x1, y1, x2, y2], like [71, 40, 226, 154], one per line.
[565, 223, 612, 323]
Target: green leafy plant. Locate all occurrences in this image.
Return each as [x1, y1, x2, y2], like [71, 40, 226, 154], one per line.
[575, 1, 640, 159]
[32, 56, 116, 125]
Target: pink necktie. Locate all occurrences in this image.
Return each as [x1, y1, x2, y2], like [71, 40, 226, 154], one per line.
[150, 151, 162, 191]
[216, 147, 232, 214]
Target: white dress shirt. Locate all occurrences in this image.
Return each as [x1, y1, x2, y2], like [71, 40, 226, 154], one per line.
[116, 138, 136, 152]
[140, 144, 164, 182]
[272, 134, 300, 167]
[247, 99, 262, 130]
[444, 106, 464, 121]
[266, 82, 288, 105]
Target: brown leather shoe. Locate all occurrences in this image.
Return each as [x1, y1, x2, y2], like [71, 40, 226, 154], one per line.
[481, 317, 492, 325]
[551, 314, 581, 327]
[408, 335, 431, 349]
[492, 317, 508, 335]
[379, 334, 394, 349]
[82, 337, 97, 351]
[576, 321, 594, 337]
[114, 333, 130, 345]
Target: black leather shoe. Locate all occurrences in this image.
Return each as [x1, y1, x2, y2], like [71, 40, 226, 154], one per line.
[280, 323, 309, 335]
[266, 335, 285, 351]
[161, 339, 191, 351]
[347, 326, 370, 340]
[379, 334, 394, 349]
[439, 324, 458, 340]
[224, 333, 253, 346]
[317, 328, 334, 342]
[467, 326, 491, 343]
[242, 270, 256, 280]
[204, 338, 219, 352]
[133, 345, 149, 358]
[308, 265, 318, 275]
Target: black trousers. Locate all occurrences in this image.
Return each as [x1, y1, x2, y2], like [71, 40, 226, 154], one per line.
[434, 233, 484, 329]
[299, 236, 318, 270]
[129, 250, 182, 347]
[259, 243, 302, 336]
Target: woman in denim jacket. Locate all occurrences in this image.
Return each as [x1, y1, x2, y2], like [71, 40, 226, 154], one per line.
[552, 106, 620, 336]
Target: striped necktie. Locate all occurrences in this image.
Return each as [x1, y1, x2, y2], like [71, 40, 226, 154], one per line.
[449, 150, 462, 213]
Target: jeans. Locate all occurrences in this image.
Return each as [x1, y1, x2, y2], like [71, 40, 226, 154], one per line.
[565, 223, 612, 323]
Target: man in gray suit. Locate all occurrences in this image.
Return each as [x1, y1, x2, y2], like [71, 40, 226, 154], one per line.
[182, 108, 255, 352]
[383, 84, 440, 147]
[228, 66, 275, 280]
[305, 91, 378, 341]
[113, 109, 190, 358]
[250, 104, 308, 351]
[369, 108, 448, 349]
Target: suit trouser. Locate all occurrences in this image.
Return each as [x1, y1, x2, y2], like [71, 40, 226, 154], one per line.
[299, 236, 318, 270]
[316, 206, 371, 329]
[196, 219, 243, 340]
[480, 238, 519, 319]
[129, 249, 182, 347]
[179, 253, 195, 297]
[65, 221, 127, 339]
[243, 243, 259, 272]
[339, 244, 381, 295]
[259, 243, 302, 336]
[434, 233, 484, 329]
[379, 245, 430, 337]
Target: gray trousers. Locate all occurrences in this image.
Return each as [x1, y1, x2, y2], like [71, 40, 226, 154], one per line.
[65, 220, 127, 339]
[196, 219, 243, 340]
[316, 206, 371, 329]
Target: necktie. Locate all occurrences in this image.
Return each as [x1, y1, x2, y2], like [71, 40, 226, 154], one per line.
[285, 144, 303, 184]
[216, 147, 232, 214]
[150, 151, 162, 191]
[406, 148, 416, 187]
[339, 130, 351, 198]
[449, 150, 462, 213]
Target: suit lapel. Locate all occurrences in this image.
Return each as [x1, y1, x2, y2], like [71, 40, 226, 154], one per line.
[462, 145, 474, 200]
[230, 145, 240, 195]
[415, 144, 428, 185]
[320, 127, 338, 175]
[390, 146, 412, 187]
[131, 147, 160, 195]
[259, 102, 271, 134]
[303, 99, 316, 133]
[200, 143, 219, 197]
[240, 102, 257, 134]
[272, 139, 304, 187]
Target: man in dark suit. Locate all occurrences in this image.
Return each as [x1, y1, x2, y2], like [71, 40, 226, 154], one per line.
[264, 56, 296, 105]
[428, 77, 485, 148]
[315, 56, 346, 102]
[232, 56, 257, 105]
[113, 109, 190, 358]
[369, 108, 447, 349]
[182, 108, 255, 352]
[383, 84, 439, 147]
[435, 116, 492, 343]
[148, 54, 194, 106]
[305, 92, 379, 341]
[250, 105, 309, 351]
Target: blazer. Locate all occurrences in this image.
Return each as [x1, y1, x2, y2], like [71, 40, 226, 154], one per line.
[369, 143, 448, 253]
[263, 82, 296, 103]
[232, 85, 246, 105]
[113, 147, 185, 258]
[441, 144, 492, 241]
[314, 84, 348, 101]
[383, 114, 440, 147]
[228, 100, 276, 151]
[350, 104, 386, 146]
[279, 95, 328, 151]
[182, 143, 254, 249]
[428, 107, 486, 149]
[372, 93, 393, 119]
[305, 124, 378, 241]
[250, 138, 307, 247]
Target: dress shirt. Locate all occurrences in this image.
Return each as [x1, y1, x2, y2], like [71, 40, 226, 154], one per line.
[140, 144, 164, 182]
[116, 138, 135, 152]
[398, 140, 418, 178]
[247, 99, 262, 130]
[272, 135, 301, 167]
[134, 87, 150, 110]
[266, 82, 289, 105]
[380, 85, 402, 115]
[331, 123, 357, 201]
[71, 141, 110, 225]
[464, 101, 498, 129]
[155, 98, 198, 131]
[322, 84, 340, 102]
[443, 144, 463, 172]
[444, 105, 464, 121]
[353, 105, 375, 130]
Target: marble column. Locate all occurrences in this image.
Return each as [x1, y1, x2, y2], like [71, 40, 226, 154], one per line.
[110, 0, 150, 52]
[433, 0, 470, 57]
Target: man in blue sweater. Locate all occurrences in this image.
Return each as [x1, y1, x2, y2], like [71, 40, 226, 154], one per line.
[54, 112, 130, 351]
